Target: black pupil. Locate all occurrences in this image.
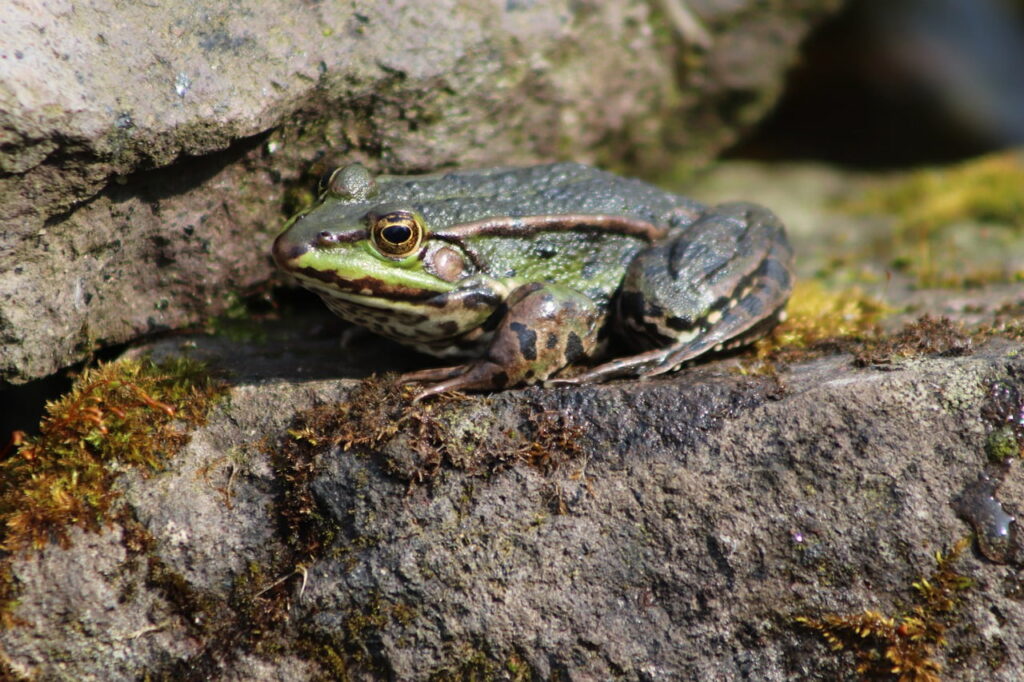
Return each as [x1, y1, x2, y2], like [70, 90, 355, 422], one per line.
[382, 224, 412, 244]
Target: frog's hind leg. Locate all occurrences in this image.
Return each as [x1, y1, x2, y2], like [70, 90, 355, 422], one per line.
[556, 202, 794, 385]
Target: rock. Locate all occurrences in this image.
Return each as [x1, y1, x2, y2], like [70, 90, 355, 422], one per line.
[0, 0, 842, 385]
[1, 323, 1022, 679]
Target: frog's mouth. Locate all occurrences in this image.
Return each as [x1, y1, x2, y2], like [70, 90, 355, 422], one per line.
[288, 266, 443, 303]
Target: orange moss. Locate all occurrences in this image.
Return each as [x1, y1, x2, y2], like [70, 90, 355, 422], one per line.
[0, 357, 228, 552]
[797, 538, 973, 681]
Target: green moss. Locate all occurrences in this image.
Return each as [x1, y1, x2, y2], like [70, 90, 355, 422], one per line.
[797, 538, 973, 682]
[294, 592, 421, 677]
[0, 357, 228, 553]
[771, 281, 888, 348]
[985, 426, 1021, 463]
[980, 374, 1024, 461]
[839, 151, 1024, 287]
[741, 280, 888, 373]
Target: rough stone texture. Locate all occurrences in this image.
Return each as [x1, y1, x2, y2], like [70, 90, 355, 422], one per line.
[1, 527, 199, 681]
[1, 323, 1023, 679]
[0, 0, 842, 385]
[301, 346, 1024, 680]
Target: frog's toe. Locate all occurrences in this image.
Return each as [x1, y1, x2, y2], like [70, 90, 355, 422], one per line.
[547, 347, 671, 385]
[403, 361, 512, 402]
[399, 365, 469, 384]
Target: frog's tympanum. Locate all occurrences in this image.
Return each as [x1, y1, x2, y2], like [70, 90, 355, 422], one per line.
[273, 163, 793, 399]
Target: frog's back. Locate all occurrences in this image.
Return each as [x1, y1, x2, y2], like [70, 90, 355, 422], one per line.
[378, 163, 702, 229]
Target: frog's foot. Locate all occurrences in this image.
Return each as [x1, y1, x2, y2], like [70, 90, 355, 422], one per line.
[400, 361, 513, 402]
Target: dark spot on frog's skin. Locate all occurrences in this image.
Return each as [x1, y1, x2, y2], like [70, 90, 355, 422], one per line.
[533, 245, 557, 259]
[546, 332, 559, 349]
[463, 292, 499, 309]
[511, 321, 537, 360]
[565, 332, 585, 363]
[738, 293, 765, 317]
[439, 321, 459, 336]
[760, 256, 793, 288]
[399, 311, 429, 324]
[581, 260, 602, 279]
[666, 316, 695, 331]
[492, 371, 509, 388]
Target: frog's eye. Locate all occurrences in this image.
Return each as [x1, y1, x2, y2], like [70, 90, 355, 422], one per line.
[369, 210, 423, 257]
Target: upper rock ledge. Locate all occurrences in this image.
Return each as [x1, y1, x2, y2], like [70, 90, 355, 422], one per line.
[0, 0, 840, 385]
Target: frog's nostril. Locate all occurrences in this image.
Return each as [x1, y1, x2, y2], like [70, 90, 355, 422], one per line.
[316, 231, 338, 247]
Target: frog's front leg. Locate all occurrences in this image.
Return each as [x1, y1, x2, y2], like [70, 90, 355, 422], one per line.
[401, 283, 602, 400]
[558, 202, 794, 384]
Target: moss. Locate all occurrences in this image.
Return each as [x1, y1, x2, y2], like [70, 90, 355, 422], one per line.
[980, 371, 1024, 461]
[742, 280, 887, 373]
[771, 280, 888, 349]
[144, 551, 315, 681]
[839, 150, 1024, 287]
[145, 554, 226, 640]
[0, 561, 22, 631]
[427, 644, 509, 682]
[280, 375, 584, 489]
[852, 316, 973, 368]
[985, 427, 1021, 463]
[0, 357, 228, 553]
[0, 657, 29, 682]
[265, 377, 584, 676]
[744, 275, 1012, 378]
[293, 592, 421, 678]
[797, 538, 973, 682]
[0, 357, 226, 643]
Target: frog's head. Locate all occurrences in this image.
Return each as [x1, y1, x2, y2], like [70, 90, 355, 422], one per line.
[272, 165, 479, 307]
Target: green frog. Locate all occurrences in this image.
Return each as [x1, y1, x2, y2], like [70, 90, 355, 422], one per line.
[273, 162, 793, 399]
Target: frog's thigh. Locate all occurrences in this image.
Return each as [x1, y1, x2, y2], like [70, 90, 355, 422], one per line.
[405, 283, 601, 399]
[487, 283, 601, 384]
[566, 202, 794, 383]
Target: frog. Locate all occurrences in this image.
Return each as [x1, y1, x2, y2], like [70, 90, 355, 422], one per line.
[272, 162, 794, 400]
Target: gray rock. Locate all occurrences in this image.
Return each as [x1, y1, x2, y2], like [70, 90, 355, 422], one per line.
[0, 0, 841, 385]
[2, 324, 1022, 679]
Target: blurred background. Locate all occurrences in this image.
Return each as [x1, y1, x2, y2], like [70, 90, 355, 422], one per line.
[732, 0, 1024, 166]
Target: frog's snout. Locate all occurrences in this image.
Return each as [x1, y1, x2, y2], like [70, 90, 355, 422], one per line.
[271, 230, 308, 270]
